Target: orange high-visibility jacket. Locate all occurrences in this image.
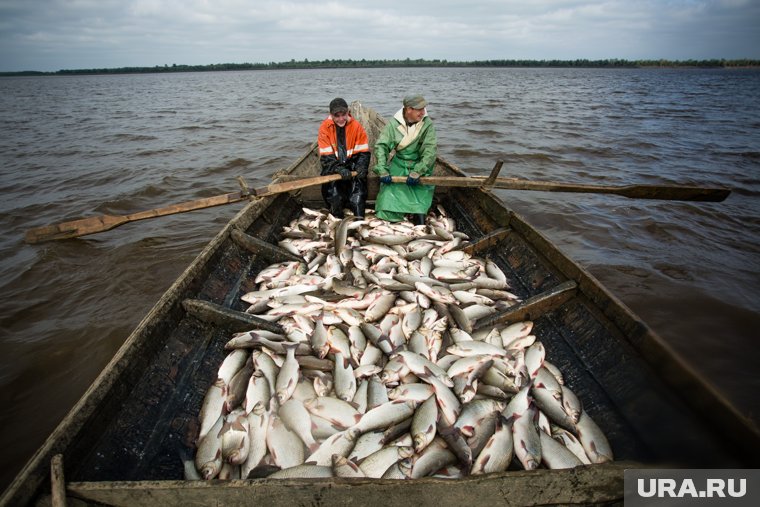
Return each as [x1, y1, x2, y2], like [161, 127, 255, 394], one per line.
[318, 115, 370, 169]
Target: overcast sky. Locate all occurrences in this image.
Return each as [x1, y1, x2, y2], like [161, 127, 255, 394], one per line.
[1, 0, 758, 72]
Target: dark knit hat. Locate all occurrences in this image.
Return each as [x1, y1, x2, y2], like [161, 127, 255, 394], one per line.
[329, 98, 349, 114]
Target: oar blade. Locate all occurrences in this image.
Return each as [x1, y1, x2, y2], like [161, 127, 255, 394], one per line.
[619, 185, 731, 202]
[24, 215, 128, 244]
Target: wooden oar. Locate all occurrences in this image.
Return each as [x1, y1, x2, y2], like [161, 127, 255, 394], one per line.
[391, 176, 731, 202]
[24, 173, 346, 244]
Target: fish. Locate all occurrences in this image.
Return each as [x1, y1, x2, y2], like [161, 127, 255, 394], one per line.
[575, 410, 613, 464]
[539, 431, 583, 469]
[267, 464, 333, 479]
[198, 381, 226, 441]
[410, 437, 457, 479]
[411, 395, 439, 453]
[220, 408, 250, 465]
[332, 454, 366, 477]
[512, 404, 542, 470]
[303, 396, 362, 429]
[266, 412, 305, 469]
[358, 445, 415, 478]
[274, 342, 301, 405]
[217, 349, 249, 386]
[471, 415, 514, 475]
[352, 399, 419, 435]
[241, 402, 269, 478]
[279, 398, 319, 454]
[334, 352, 357, 402]
[304, 429, 358, 466]
[364, 292, 398, 322]
[194, 415, 224, 480]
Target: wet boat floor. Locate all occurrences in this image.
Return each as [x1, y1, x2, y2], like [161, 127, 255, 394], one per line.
[69, 193, 741, 483]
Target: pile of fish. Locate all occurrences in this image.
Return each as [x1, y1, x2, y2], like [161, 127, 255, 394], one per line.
[191, 206, 613, 480]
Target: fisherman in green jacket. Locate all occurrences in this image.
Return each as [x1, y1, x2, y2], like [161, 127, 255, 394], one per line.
[373, 94, 437, 224]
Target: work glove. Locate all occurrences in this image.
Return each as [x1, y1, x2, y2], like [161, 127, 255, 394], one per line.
[337, 165, 352, 181]
[379, 173, 392, 184]
[406, 171, 420, 186]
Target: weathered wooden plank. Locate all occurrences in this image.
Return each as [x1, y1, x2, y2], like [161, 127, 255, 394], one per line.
[460, 227, 511, 256]
[230, 227, 305, 264]
[50, 455, 65, 507]
[64, 463, 631, 507]
[473, 280, 578, 330]
[182, 299, 285, 335]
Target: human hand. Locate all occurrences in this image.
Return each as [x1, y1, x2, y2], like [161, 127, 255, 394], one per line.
[379, 173, 392, 184]
[406, 171, 420, 186]
[338, 165, 352, 180]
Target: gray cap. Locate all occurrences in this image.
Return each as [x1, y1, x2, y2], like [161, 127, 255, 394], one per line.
[329, 97, 349, 114]
[403, 94, 427, 109]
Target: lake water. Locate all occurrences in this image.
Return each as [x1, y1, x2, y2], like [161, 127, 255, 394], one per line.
[1, 67, 759, 489]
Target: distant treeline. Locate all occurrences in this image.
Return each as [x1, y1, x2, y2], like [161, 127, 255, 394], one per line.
[3, 58, 759, 76]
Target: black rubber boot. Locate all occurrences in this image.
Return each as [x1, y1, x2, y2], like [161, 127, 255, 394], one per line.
[330, 202, 345, 218]
[412, 213, 426, 226]
[348, 178, 367, 218]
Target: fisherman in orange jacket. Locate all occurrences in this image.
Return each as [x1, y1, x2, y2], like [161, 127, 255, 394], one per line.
[318, 98, 371, 218]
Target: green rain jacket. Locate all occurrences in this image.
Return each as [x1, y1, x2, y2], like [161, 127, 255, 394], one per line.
[372, 109, 437, 221]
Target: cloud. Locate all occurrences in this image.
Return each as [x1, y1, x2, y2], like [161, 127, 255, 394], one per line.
[0, 0, 758, 71]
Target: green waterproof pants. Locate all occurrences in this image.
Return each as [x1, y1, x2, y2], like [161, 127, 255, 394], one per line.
[375, 156, 434, 222]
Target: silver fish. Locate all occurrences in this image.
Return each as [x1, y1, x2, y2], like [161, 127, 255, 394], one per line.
[268, 464, 333, 478]
[367, 374, 390, 410]
[252, 350, 278, 394]
[359, 445, 415, 478]
[332, 454, 366, 477]
[198, 381, 226, 441]
[410, 437, 457, 479]
[274, 342, 300, 405]
[552, 427, 591, 465]
[279, 398, 319, 454]
[217, 349, 249, 386]
[195, 415, 224, 480]
[512, 404, 542, 470]
[387, 382, 435, 403]
[310, 314, 330, 359]
[539, 430, 583, 469]
[303, 396, 362, 429]
[352, 399, 419, 435]
[364, 292, 398, 322]
[561, 384, 583, 423]
[334, 352, 357, 402]
[266, 412, 305, 469]
[421, 367, 461, 427]
[524, 341, 546, 379]
[348, 430, 386, 463]
[531, 385, 577, 433]
[381, 457, 414, 479]
[576, 410, 613, 463]
[471, 415, 514, 475]
[220, 408, 250, 465]
[411, 395, 439, 453]
[241, 402, 269, 478]
[305, 429, 358, 466]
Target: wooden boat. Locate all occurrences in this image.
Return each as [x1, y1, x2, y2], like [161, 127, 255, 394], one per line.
[3, 102, 759, 507]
